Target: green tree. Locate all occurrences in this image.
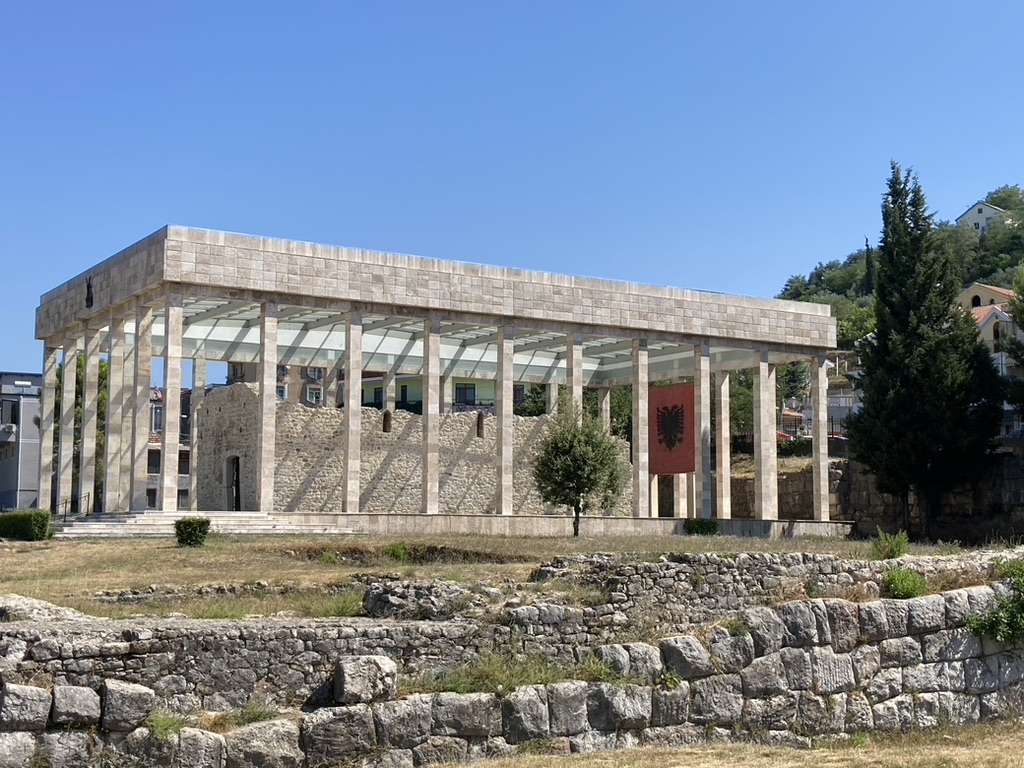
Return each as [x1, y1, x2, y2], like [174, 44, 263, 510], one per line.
[514, 384, 548, 417]
[847, 163, 1004, 540]
[986, 184, 1024, 215]
[1002, 269, 1024, 415]
[532, 398, 627, 537]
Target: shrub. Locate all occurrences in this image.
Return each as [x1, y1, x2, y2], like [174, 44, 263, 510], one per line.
[174, 517, 211, 547]
[0, 509, 52, 541]
[968, 561, 1024, 645]
[871, 527, 910, 560]
[382, 542, 412, 564]
[881, 567, 929, 599]
[685, 518, 719, 536]
[147, 709, 189, 741]
[777, 437, 812, 457]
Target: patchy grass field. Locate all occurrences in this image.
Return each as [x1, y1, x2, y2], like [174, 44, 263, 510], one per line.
[484, 721, 1024, 768]
[0, 532, 969, 618]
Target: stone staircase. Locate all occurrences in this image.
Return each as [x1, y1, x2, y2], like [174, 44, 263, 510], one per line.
[54, 510, 352, 538]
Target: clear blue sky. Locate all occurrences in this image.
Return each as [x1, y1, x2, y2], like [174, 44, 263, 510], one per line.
[3, 1, 1024, 373]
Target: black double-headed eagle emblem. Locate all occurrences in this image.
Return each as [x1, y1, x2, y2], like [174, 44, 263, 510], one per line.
[656, 404, 685, 451]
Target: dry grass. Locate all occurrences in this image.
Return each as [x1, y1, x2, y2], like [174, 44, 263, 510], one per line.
[484, 721, 1024, 768]
[0, 532, 965, 616]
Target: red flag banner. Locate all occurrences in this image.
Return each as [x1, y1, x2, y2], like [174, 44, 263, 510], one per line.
[649, 383, 695, 475]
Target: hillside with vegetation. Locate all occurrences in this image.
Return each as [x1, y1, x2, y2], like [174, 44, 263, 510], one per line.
[779, 184, 1024, 348]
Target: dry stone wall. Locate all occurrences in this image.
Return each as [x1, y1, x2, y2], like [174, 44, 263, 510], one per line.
[2, 585, 1023, 767]
[197, 385, 633, 515]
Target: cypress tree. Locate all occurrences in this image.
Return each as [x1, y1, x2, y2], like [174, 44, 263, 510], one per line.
[847, 163, 1003, 540]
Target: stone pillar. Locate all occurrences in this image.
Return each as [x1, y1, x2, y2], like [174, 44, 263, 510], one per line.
[441, 371, 454, 415]
[256, 301, 279, 512]
[343, 311, 363, 513]
[566, 333, 583, 417]
[715, 371, 732, 520]
[598, 387, 611, 431]
[673, 474, 687, 518]
[649, 475, 660, 517]
[37, 344, 59, 513]
[496, 326, 514, 515]
[326, 354, 343, 408]
[632, 340, 649, 518]
[119, 328, 136, 511]
[382, 369, 396, 412]
[693, 343, 712, 519]
[160, 298, 184, 512]
[131, 304, 154, 510]
[189, 358, 206, 511]
[78, 328, 101, 515]
[753, 355, 778, 521]
[422, 318, 441, 514]
[811, 356, 830, 521]
[546, 382, 559, 414]
[57, 339, 78, 513]
[103, 317, 126, 514]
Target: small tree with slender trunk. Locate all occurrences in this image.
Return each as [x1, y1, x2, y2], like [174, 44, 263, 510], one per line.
[532, 398, 627, 537]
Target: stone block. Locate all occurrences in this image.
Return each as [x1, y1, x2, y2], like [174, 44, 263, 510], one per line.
[943, 589, 973, 628]
[921, 628, 983, 663]
[851, 645, 880, 685]
[225, 719, 304, 768]
[710, 633, 754, 674]
[865, 668, 903, 704]
[743, 607, 785, 656]
[881, 600, 910, 638]
[689, 674, 743, 725]
[964, 657, 1000, 694]
[374, 695, 433, 749]
[102, 680, 156, 732]
[51, 685, 101, 727]
[879, 637, 922, 668]
[302, 704, 376, 764]
[823, 599, 859, 654]
[178, 727, 226, 768]
[810, 647, 855, 694]
[594, 645, 629, 675]
[0, 733, 36, 768]
[740, 653, 788, 698]
[660, 636, 713, 679]
[569, 730, 617, 753]
[547, 682, 588, 736]
[858, 601, 888, 642]
[872, 694, 914, 730]
[334, 655, 398, 705]
[742, 692, 798, 731]
[809, 600, 833, 646]
[412, 736, 468, 765]
[906, 595, 945, 635]
[796, 691, 844, 735]
[431, 692, 501, 737]
[585, 683, 651, 731]
[780, 647, 812, 690]
[38, 730, 97, 768]
[650, 683, 690, 727]
[0, 684, 50, 732]
[778, 602, 817, 646]
[502, 685, 549, 744]
[640, 724, 704, 747]
[625, 643, 663, 682]
[844, 691, 873, 733]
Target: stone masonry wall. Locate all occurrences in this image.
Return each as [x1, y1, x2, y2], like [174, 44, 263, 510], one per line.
[2, 584, 1023, 767]
[198, 384, 633, 515]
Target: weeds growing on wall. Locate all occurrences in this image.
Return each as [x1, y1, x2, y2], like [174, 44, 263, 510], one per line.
[872, 528, 910, 560]
[198, 700, 280, 733]
[968, 558, 1024, 645]
[881, 567, 930, 599]
[147, 709, 190, 741]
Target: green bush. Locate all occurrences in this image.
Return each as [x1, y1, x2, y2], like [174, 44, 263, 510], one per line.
[382, 542, 412, 564]
[0, 509, 53, 541]
[685, 518, 719, 536]
[174, 517, 211, 547]
[968, 568, 1024, 645]
[871, 527, 910, 560]
[881, 567, 929, 599]
[777, 437, 813, 457]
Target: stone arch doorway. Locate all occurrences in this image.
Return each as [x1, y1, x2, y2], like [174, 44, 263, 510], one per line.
[226, 455, 242, 511]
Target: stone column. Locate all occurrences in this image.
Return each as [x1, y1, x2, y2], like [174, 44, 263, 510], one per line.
[496, 326, 514, 515]
[37, 344, 59, 513]
[673, 474, 687, 517]
[343, 311, 363, 513]
[632, 340, 650, 517]
[57, 340, 78, 513]
[78, 328, 101, 515]
[753, 355, 778, 521]
[189, 358, 206, 510]
[422, 318, 441, 514]
[693, 343, 712, 519]
[256, 301, 279, 512]
[441, 371, 454, 415]
[566, 333, 583, 417]
[811, 355, 830, 521]
[131, 304, 154, 510]
[103, 317, 126, 514]
[382, 369, 396, 412]
[119, 328, 136, 510]
[649, 475, 660, 517]
[546, 382, 559, 414]
[715, 371, 732, 520]
[598, 387, 611, 431]
[160, 298, 184, 512]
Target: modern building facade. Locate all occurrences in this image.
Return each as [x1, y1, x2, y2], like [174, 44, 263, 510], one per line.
[0, 372, 42, 509]
[35, 226, 837, 527]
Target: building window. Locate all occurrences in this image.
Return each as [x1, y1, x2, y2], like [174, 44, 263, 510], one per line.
[400, 384, 409, 404]
[306, 366, 325, 382]
[455, 383, 476, 406]
[975, 222, 981, 230]
[177, 489, 189, 510]
[147, 449, 161, 474]
[178, 450, 190, 476]
[276, 385, 288, 401]
[373, 387, 384, 406]
[146, 488, 157, 509]
[513, 384, 526, 406]
[306, 385, 323, 405]
[978, 207, 984, 214]
[277, 365, 289, 382]
[151, 404, 164, 434]
[972, 295, 981, 307]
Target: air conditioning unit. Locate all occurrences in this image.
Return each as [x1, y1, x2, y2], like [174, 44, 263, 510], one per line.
[0, 424, 16, 434]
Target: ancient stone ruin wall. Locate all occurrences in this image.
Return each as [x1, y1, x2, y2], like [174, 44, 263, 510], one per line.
[2, 583, 1023, 767]
[197, 384, 633, 515]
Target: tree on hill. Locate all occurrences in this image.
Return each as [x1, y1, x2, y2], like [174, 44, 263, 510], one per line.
[847, 163, 1004, 540]
[1001, 269, 1024, 416]
[532, 398, 626, 537]
[986, 184, 1024, 215]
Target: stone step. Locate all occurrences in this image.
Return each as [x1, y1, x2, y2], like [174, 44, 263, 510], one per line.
[55, 511, 351, 539]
